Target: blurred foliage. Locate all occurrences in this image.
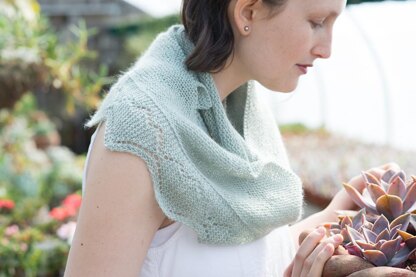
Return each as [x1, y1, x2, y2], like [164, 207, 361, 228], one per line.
[0, 0, 111, 114]
[0, 1, 89, 275]
[280, 123, 328, 136]
[0, 94, 84, 276]
[109, 14, 180, 71]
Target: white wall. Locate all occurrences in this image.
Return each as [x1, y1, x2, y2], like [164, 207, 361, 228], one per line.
[259, 1, 416, 151]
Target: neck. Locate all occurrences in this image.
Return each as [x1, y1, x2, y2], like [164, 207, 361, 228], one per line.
[211, 57, 249, 101]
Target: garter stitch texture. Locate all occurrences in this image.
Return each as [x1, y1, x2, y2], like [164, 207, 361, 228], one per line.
[86, 25, 303, 245]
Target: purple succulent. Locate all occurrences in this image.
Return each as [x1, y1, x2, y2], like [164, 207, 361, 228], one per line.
[345, 213, 413, 267]
[327, 209, 415, 267]
[343, 170, 416, 221]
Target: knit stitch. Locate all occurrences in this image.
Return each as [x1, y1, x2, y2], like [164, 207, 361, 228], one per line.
[86, 25, 303, 245]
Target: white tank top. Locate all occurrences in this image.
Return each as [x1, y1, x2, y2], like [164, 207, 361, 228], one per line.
[82, 126, 296, 277]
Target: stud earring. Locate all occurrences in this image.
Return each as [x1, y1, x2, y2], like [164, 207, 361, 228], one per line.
[244, 26, 249, 32]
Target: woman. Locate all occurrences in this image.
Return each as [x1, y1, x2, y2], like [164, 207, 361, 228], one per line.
[63, 0, 396, 276]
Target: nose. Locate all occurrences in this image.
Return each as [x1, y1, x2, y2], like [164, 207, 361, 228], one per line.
[312, 32, 332, 59]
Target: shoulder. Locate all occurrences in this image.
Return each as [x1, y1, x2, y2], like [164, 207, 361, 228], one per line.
[65, 122, 166, 276]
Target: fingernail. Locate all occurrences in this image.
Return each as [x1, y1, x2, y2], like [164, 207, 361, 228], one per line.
[334, 234, 343, 243]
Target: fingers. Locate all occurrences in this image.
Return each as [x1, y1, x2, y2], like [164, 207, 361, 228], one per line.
[291, 227, 343, 277]
[291, 227, 326, 277]
[306, 243, 335, 277]
[303, 234, 343, 277]
[298, 229, 314, 245]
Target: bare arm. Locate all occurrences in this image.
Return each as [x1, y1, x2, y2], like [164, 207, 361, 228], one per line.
[64, 122, 166, 277]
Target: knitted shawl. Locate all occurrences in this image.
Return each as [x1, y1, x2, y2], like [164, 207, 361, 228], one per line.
[86, 25, 303, 245]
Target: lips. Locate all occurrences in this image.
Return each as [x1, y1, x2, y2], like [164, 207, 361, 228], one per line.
[296, 64, 312, 74]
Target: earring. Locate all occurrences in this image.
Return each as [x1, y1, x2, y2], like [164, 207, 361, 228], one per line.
[244, 26, 249, 32]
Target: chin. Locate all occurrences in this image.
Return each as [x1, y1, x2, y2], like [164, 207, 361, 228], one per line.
[263, 82, 298, 93]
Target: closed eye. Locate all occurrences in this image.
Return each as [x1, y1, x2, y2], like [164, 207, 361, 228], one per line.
[310, 20, 324, 29]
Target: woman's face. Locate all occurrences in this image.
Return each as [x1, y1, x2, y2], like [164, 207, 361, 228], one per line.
[232, 0, 347, 92]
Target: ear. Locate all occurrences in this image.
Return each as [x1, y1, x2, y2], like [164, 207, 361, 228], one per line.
[232, 0, 263, 35]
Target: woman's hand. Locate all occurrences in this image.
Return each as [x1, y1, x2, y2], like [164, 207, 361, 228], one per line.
[284, 226, 343, 277]
[326, 162, 400, 212]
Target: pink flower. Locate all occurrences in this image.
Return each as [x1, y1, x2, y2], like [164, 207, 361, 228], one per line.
[0, 199, 15, 210]
[4, 224, 19, 236]
[49, 194, 82, 221]
[62, 194, 82, 210]
[57, 221, 77, 244]
[49, 207, 69, 221]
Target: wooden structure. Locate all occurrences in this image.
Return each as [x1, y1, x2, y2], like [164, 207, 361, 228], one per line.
[37, 0, 147, 70]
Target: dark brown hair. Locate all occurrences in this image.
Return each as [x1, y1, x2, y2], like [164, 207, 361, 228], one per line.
[181, 0, 287, 73]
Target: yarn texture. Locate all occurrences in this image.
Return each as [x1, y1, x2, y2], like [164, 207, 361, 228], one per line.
[86, 25, 303, 245]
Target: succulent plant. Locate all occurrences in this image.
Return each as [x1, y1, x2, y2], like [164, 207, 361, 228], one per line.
[343, 169, 416, 221]
[328, 209, 415, 265]
[346, 213, 415, 266]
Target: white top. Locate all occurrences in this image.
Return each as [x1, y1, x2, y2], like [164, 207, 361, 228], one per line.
[82, 126, 296, 276]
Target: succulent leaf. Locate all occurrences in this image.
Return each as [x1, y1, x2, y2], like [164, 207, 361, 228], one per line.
[362, 171, 381, 186]
[356, 240, 376, 251]
[395, 171, 406, 184]
[409, 176, 416, 194]
[347, 225, 365, 243]
[341, 215, 353, 228]
[346, 244, 364, 258]
[363, 228, 377, 243]
[363, 250, 388, 266]
[381, 169, 397, 184]
[367, 184, 386, 204]
[374, 240, 384, 250]
[352, 209, 366, 229]
[403, 181, 416, 213]
[397, 230, 416, 249]
[343, 183, 377, 213]
[376, 195, 403, 221]
[410, 214, 416, 229]
[390, 213, 411, 231]
[397, 230, 413, 240]
[387, 245, 410, 267]
[372, 214, 389, 234]
[386, 177, 406, 199]
[380, 237, 401, 261]
[389, 224, 402, 239]
[375, 229, 390, 242]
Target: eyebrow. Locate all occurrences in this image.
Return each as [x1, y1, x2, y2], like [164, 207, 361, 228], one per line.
[328, 10, 341, 17]
[310, 10, 341, 19]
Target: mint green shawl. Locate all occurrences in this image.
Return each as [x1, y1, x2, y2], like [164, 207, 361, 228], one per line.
[86, 25, 303, 245]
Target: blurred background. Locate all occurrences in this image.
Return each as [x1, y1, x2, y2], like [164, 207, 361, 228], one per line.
[0, 0, 415, 275]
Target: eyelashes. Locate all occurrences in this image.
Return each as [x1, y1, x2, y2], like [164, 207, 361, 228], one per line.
[309, 19, 325, 29]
